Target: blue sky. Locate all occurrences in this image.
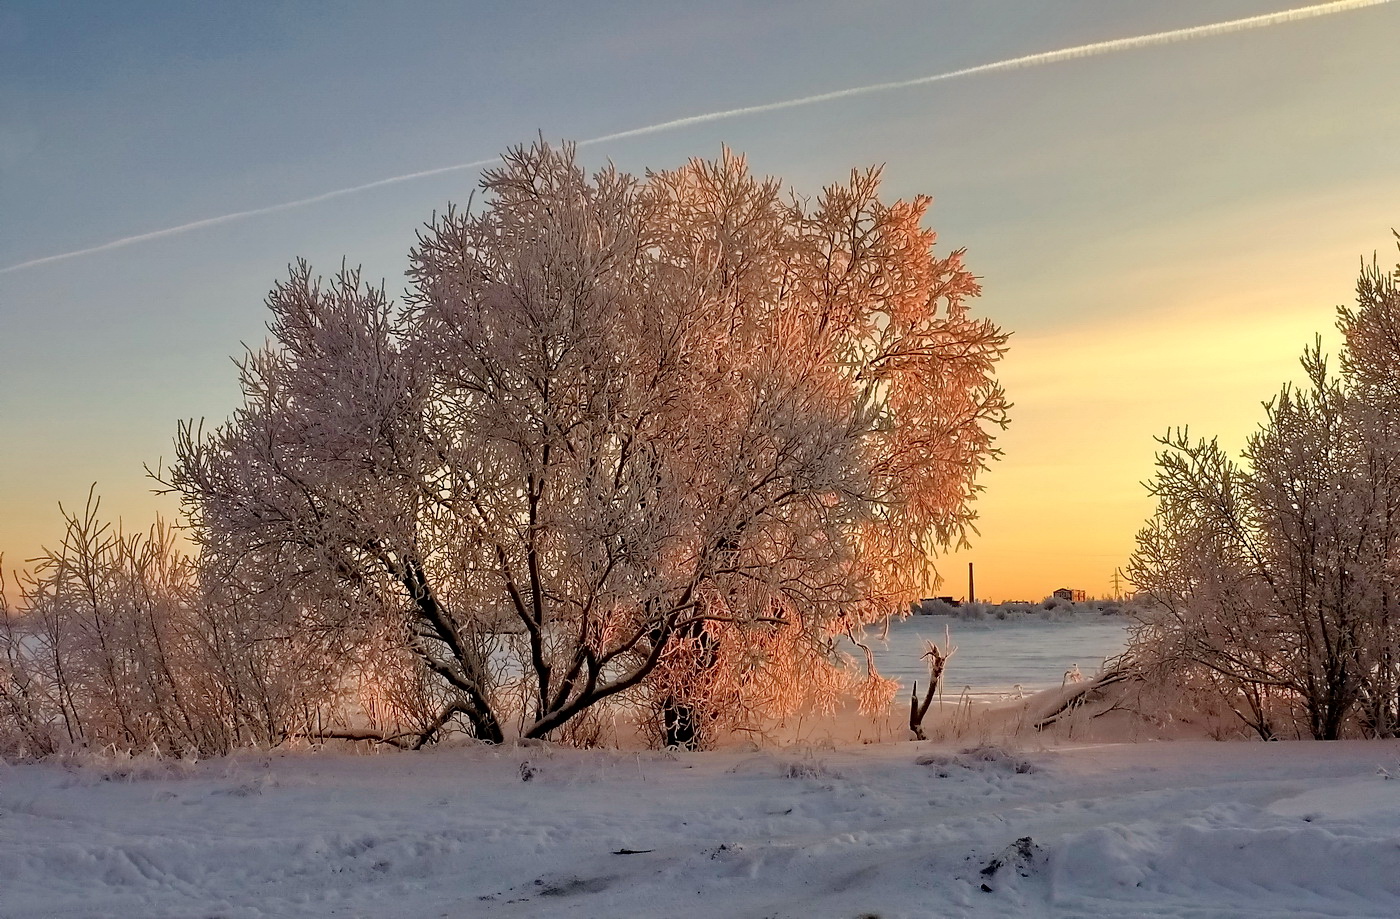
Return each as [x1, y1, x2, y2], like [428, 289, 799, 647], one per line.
[3, 1, 1398, 599]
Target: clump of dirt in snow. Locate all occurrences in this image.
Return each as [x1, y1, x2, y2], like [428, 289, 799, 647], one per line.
[978, 836, 1045, 892]
[916, 744, 1034, 777]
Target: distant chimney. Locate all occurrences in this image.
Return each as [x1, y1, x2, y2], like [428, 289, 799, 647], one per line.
[968, 562, 975, 605]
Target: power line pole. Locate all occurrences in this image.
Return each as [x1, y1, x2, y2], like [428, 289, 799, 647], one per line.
[1110, 567, 1124, 600]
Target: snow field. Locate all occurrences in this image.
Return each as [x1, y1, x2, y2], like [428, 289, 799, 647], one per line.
[4, 738, 1400, 918]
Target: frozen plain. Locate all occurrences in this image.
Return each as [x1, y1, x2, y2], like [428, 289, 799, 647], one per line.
[5, 733, 1400, 918]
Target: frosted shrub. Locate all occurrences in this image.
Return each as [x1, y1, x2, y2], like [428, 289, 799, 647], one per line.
[1129, 240, 1400, 740]
[0, 492, 366, 759]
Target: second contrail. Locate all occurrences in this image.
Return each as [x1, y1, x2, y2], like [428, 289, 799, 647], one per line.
[1, 0, 1390, 277]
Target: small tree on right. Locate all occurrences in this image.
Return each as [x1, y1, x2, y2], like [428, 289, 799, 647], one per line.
[1129, 234, 1400, 739]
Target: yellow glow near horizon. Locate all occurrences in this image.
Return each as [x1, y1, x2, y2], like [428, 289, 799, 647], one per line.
[938, 281, 1351, 603]
[927, 167, 1400, 604]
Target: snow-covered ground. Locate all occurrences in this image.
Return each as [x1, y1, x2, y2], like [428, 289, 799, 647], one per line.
[5, 734, 1400, 918]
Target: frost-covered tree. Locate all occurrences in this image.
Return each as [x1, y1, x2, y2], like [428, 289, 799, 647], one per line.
[168, 141, 1008, 747]
[1129, 236, 1400, 739]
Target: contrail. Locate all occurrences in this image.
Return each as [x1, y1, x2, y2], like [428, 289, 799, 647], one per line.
[1, 0, 1389, 277]
[0, 157, 499, 275]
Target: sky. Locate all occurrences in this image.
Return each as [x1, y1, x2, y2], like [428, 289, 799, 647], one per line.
[2, 0, 1399, 602]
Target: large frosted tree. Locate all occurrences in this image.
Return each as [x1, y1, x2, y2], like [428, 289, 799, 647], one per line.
[169, 141, 1008, 746]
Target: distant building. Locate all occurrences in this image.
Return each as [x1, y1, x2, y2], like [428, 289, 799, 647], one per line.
[1052, 587, 1086, 602]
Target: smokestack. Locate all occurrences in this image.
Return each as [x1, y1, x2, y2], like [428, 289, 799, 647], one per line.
[968, 562, 975, 605]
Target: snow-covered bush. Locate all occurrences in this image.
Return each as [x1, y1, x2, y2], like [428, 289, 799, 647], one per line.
[0, 494, 331, 758]
[1129, 239, 1400, 740]
[0, 491, 452, 760]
